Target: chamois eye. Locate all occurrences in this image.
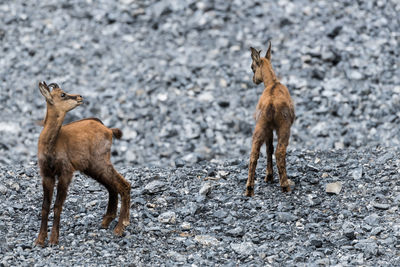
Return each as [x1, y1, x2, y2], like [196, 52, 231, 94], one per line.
[60, 93, 65, 98]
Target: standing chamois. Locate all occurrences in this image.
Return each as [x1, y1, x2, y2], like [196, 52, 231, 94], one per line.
[35, 81, 131, 246]
[245, 42, 295, 196]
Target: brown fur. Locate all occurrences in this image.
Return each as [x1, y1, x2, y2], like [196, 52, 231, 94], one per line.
[245, 42, 295, 196]
[35, 81, 131, 246]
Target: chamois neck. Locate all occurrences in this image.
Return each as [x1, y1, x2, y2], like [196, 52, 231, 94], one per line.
[39, 105, 66, 153]
[261, 61, 278, 88]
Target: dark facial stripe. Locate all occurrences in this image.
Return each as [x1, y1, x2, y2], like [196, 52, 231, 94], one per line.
[63, 94, 78, 101]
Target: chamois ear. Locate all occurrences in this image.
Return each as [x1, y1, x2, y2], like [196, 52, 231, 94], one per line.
[39, 81, 54, 105]
[265, 41, 272, 60]
[250, 47, 261, 63]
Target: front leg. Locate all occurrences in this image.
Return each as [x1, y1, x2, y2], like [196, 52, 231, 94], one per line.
[49, 172, 73, 245]
[35, 176, 55, 247]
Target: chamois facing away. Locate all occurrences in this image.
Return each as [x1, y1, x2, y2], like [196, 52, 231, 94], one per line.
[245, 42, 295, 196]
[35, 81, 131, 246]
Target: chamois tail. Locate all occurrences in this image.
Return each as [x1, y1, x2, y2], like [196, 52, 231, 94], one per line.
[111, 128, 123, 139]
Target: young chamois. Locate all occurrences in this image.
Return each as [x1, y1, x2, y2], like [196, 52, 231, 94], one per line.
[245, 42, 295, 196]
[35, 81, 131, 246]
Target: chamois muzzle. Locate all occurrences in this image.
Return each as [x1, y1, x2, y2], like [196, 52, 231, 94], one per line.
[76, 95, 83, 104]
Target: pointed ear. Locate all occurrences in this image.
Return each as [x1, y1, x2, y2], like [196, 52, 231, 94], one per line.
[265, 41, 272, 60]
[250, 47, 261, 63]
[39, 81, 54, 105]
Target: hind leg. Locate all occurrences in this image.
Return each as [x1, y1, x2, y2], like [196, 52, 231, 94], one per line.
[276, 123, 291, 192]
[94, 164, 131, 235]
[265, 128, 274, 183]
[101, 185, 118, 229]
[85, 167, 124, 230]
[245, 120, 266, 197]
[109, 167, 131, 236]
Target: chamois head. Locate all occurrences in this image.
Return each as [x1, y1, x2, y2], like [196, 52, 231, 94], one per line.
[250, 41, 272, 85]
[39, 81, 83, 112]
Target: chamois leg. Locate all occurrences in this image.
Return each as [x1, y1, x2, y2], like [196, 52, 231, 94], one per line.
[276, 124, 291, 192]
[265, 129, 274, 183]
[49, 171, 73, 245]
[35, 176, 55, 246]
[83, 168, 118, 229]
[245, 123, 266, 197]
[101, 185, 118, 229]
[110, 168, 131, 236]
[97, 164, 131, 235]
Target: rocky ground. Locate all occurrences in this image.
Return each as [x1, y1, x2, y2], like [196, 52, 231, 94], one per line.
[0, 0, 400, 266]
[1, 149, 400, 266]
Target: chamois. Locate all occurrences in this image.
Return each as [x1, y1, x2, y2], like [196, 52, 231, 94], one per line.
[245, 42, 295, 196]
[35, 81, 131, 246]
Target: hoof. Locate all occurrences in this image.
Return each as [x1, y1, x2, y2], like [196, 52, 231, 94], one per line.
[49, 235, 59, 246]
[281, 179, 294, 192]
[265, 174, 274, 183]
[244, 186, 254, 197]
[101, 216, 116, 229]
[281, 186, 291, 192]
[34, 238, 45, 247]
[113, 225, 125, 236]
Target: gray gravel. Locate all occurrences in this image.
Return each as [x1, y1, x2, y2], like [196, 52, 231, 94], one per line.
[1, 149, 400, 265]
[0, 0, 399, 166]
[1, 0, 400, 266]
